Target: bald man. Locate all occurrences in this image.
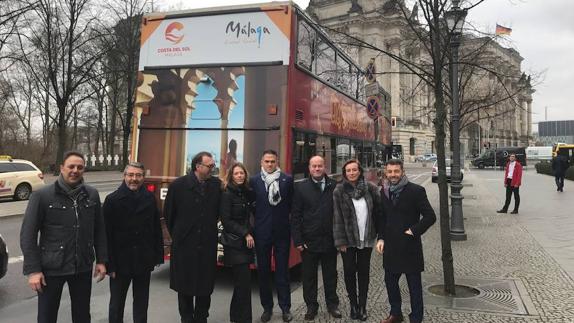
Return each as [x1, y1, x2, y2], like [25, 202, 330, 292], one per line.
[291, 156, 341, 320]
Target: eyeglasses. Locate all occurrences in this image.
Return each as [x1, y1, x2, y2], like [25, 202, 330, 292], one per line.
[201, 163, 216, 169]
[125, 173, 144, 178]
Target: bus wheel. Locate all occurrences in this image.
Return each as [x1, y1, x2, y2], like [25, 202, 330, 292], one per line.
[477, 163, 485, 169]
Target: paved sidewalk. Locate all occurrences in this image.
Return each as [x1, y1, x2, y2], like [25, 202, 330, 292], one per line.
[292, 171, 574, 322]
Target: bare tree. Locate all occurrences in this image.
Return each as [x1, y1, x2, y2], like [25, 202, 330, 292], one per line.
[0, 0, 37, 70]
[18, 0, 107, 171]
[306, 0, 534, 294]
[3, 65, 35, 145]
[102, 0, 149, 166]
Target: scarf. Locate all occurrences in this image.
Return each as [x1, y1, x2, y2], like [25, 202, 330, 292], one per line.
[381, 179, 391, 199]
[343, 177, 368, 200]
[261, 167, 282, 206]
[119, 181, 145, 202]
[389, 175, 409, 204]
[57, 174, 84, 200]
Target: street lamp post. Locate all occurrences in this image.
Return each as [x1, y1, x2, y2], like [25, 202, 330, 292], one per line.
[445, 0, 467, 241]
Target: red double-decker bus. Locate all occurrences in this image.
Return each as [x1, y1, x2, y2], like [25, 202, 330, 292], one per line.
[132, 1, 392, 268]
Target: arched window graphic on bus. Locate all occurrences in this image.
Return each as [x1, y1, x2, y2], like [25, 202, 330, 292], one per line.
[185, 70, 246, 177]
[134, 66, 286, 179]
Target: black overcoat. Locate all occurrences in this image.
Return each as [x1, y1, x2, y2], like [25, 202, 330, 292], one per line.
[552, 155, 570, 177]
[164, 173, 222, 296]
[379, 182, 436, 273]
[291, 176, 337, 253]
[220, 184, 255, 266]
[103, 183, 164, 275]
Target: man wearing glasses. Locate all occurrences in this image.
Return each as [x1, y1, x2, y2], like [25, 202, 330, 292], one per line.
[164, 152, 222, 323]
[103, 162, 164, 323]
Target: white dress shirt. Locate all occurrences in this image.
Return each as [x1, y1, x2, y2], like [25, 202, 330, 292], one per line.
[507, 161, 516, 179]
[352, 197, 368, 244]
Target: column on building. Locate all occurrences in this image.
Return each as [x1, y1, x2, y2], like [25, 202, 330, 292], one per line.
[526, 99, 532, 139]
[521, 99, 528, 145]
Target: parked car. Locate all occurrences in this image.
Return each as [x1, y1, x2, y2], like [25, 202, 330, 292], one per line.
[471, 147, 526, 169]
[431, 159, 464, 183]
[0, 155, 45, 200]
[0, 234, 7, 280]
[416, 153, 437, 162]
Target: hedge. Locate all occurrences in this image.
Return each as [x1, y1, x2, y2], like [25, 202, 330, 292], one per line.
[534, 161, 574, 181]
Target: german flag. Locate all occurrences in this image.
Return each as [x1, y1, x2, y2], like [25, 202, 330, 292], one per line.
[495, 24, 512, 36]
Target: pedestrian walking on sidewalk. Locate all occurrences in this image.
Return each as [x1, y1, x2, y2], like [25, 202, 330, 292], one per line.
[20, 151, 108, 323]
[377, 159, 436, 323]
[291, 156, 341, 321]
[164, 151, 222, 323]
[103, 162, 164, 323]
[220, 162, 256, 323]
[552, 154, 570, 192]
[250, 150, 294, 322]
[333, 159, 381, 321]
[497, 153, 522, 214]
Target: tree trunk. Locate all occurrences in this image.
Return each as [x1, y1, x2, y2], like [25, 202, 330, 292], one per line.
[429, 1, 456, 295]
[55, 102, 67, 175]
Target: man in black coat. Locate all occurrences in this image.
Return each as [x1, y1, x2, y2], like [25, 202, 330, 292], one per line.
[250, 149, 294, 322]
[104, 162, 163, 323]
[552, 154, 570, 192]
[377, 159, 436, 323]
[164, 151, 222, 323]
[20, 151, 107, 323]
[291, 156, 341, 320]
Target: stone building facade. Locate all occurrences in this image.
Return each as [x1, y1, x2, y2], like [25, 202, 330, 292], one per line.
[306, 0, 533, 159]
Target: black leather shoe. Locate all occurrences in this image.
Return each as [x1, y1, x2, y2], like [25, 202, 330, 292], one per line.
[328, 307, 342, 318]
[510, 210, 518, 214]
[260, 310, 272, 322]
[304, 308, 317, 320]
[350, 304, 359, 320]
[496, 209, 507, 213]
[358, 306, 367, 321]
[282, 311, 293, 322]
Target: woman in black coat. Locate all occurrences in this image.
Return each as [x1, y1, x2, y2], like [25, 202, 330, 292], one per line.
[220, 162, 255, 323]
[333, 159, 381, 321]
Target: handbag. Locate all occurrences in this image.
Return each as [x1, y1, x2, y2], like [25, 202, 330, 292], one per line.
[219, 230, 245, 249]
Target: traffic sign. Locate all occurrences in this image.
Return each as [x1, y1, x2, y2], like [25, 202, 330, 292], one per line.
[366, 96, 381, 120]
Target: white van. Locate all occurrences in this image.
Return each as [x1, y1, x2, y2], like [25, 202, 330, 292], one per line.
[525, 146, 553, 162]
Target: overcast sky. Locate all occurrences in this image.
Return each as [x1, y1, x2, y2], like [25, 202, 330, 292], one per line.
[157, 0, 574, 130]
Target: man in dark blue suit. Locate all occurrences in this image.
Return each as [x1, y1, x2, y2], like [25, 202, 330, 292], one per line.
[249, 149, 294, 322]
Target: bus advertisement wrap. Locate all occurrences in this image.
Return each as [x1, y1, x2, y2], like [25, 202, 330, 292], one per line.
[139, 9, 291, 70]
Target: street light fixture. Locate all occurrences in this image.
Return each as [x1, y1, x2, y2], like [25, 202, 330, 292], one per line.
[446, 0, 467, 241]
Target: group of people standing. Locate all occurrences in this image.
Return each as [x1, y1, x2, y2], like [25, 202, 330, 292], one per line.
[20, 149, 438, 323]
[21, 151, 164, 323]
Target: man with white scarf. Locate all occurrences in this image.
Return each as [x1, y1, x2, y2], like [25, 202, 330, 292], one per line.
[249, 149, 294, 322]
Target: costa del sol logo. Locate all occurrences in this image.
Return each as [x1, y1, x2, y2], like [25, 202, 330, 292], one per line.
[165, 22, 184, 45]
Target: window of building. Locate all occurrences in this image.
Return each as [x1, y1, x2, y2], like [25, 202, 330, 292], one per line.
[409, 137, 416, 156]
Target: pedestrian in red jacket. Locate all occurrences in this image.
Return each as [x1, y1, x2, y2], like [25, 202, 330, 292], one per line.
[497, 153, 522, 214]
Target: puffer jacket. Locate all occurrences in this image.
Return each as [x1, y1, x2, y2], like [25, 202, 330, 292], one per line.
[220, 183, 255, 266]
[20, 181, 107, 276]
